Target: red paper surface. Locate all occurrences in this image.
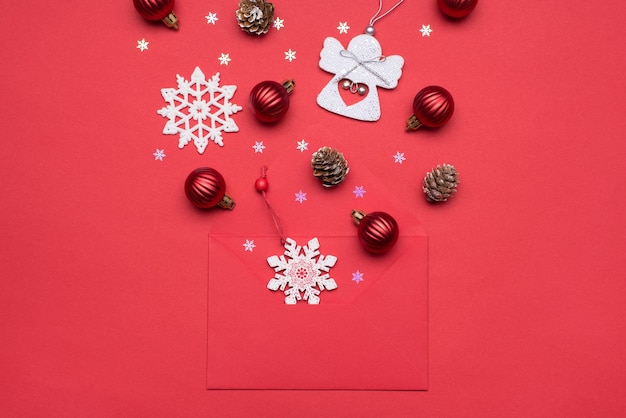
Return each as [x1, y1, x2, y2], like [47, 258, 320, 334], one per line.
[208, 234, 428, 390]
[2, 0, 626, 416]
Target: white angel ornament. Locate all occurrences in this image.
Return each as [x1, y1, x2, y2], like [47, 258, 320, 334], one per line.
[316, 34, 404, 122]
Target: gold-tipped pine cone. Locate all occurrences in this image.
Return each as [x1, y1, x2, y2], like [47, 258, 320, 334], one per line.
[311, 147, 350, 188]
[423, 164, 459, 202]
[236, 0, 274, 35]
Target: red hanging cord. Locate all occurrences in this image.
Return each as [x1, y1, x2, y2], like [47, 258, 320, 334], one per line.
[255, 166, 286, 245]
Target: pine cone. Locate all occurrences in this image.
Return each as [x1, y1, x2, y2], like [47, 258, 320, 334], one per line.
[423, 164, 459, 202]
[311, 147, 350, 188]
[236, 0, 274, 35]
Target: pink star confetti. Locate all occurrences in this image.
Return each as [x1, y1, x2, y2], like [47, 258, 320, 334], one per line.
[393, 152, 406, 164]
[352, 270, 364, 284]
[353, 186, 365, 198]
[295, 190, 307, 204]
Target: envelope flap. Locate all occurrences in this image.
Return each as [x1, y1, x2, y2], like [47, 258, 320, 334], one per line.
[207, 147, 427, 239]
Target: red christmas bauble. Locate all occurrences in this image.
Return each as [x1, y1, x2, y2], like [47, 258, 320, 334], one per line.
[133, 0, 178, 29]
[406, 86, 455, 131]
[352, 210, 399, 254]
[184, 167, 235, 210]
[249, 80, 295, 123]
[437, 0, 478, 19]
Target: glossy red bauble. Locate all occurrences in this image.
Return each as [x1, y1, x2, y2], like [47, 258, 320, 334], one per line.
[438, 0, 478, 19]
[133, 0, 178, 29]
[406, 85, 455, 131]
[249, 80, 295, 123]
[254, 177, 269, 192]
[184, 167, 235, 210]
[352, 210, 399, 254]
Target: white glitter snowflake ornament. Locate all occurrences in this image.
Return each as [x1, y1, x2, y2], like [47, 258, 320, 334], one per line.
[317, 34, 404, 121]
[267, 237, 338, 305]
[157, 67, 242, 154]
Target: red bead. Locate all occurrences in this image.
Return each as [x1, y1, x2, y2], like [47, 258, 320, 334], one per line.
[357, 212, 399, 254]
[133, 0, 175, 21]
[249, 81, 291, 123]
[412, 86, 455, 129]
[437, 0, 478, 19]
[255, 177, 269, 192]
[185, 167, 226, 209]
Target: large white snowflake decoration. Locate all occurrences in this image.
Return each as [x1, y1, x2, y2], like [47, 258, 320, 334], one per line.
[267, 237, 338, 305]
[157, 67, 242, 154]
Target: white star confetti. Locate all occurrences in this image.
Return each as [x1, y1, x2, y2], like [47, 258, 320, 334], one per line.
[243, 239, 256, 252]
[136, 38, 149, 52]
[284, 49, 297, 62]
[393, 152, 406, 164]
[337, 22, 350, 34]
[218, 53, 231, 65]
[205, 12, 218, 24]
[353, 186, 365, 198]
[273, 17, 284, 30]
[352, 270, 364, 284]
[296, 139, 309, 152]
[153, 149, 166, 161]
[295, 190, 307, 204]
[419, 24, 432, 37]
[253, 141, 266, 153]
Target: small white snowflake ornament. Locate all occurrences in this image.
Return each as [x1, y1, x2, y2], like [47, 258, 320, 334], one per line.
[157, 67, 242, 154]
[267, 237, 338, 305]
[317, 34, 404, 121]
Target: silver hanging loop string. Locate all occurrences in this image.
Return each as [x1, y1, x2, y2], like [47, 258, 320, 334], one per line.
[365, 0, 405, 35]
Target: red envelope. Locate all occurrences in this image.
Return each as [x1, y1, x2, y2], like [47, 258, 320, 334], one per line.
[206, 149, 428, 390]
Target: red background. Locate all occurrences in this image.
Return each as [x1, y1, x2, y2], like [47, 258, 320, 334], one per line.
[2, 0, 626, 416]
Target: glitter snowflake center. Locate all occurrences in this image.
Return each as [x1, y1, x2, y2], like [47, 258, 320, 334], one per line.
[288, 259, 315, 290]
[190, 99, 211, 120]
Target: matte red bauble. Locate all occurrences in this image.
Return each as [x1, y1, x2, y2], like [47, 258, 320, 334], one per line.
[352, 210, 399, 254]
[406, 85, 455, 131]
[184, 167, 235, 210]
[438, 0, 478, 19]
[133, 0, 179, 29]
[249, 80, 295, 123]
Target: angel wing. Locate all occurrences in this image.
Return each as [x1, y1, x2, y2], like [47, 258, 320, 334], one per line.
[318, 37, 349, 74]
[377, 54, 404, 89]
